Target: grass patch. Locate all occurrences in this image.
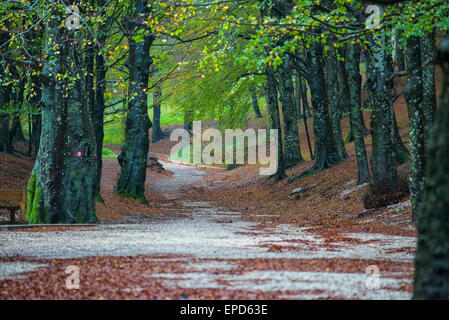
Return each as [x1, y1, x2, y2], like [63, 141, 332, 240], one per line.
[103, 103, 184, 145]
[153, 111, 184, 126]
[104, 119, 124, 144]
[102, 147, 117, 158]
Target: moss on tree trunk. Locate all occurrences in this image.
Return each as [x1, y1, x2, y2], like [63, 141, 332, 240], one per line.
[26, 4, 98, 224]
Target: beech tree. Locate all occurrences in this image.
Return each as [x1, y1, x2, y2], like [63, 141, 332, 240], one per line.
[413, 37, 449, 300]
[347, 42, 371, 185]
[116, 0, 155, 202]
[27, 1, 98, 223]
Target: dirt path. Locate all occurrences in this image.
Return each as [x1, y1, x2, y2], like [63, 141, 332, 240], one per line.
[0, 160, 414, 299]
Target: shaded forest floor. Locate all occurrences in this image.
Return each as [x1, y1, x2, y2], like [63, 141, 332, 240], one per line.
[0, 72, 433, 299]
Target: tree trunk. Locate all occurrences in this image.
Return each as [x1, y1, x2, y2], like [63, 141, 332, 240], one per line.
[289, 43, 339, 184]
[277, 54, 303, 167]
[152, 85, 163, 143]
[366, 34, 399, 189]
[92, 28, 107, 200]
[26, 7, 98, 224]
[338, 45, 351, 115]
[294, 73, 303, 120]
[301, 77, 312, 118]
[250, 87, 262, 118]
[347, 43, 371, 185]
[29, 75, 42, 157]
[395, 30, 406, 72]
[0, 56, 12, 153]
[31, 114, 42, 157]
[326, 46, 348, 161]
[265, 65, 286, 182]
[117, 0, 154, 202]
[413, 38, 449, 300]
[421, 31, 437, 139]
[391, 105, 409, 164]
[308, 43, 339, 171]
[298, 74, 314, 159]
[184, 109, 193, 132]
[405, 36, 426, 221]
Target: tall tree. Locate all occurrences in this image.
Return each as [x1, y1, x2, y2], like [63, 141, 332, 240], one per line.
[272, 0, 303, 167]
[0, 32, 12, 153]
[27, 2, 98, 223]
[288, 41, 339, 183]
[421, 31, 437, 139]
[92, 3, 108, 200]
[326, 45, 348, 161]
[404, 35, 426, 221]
[152, 84, 163, 143]
[297, 74, 314, 159]
[347, 42, 371, 185]
[365, 33, 399, 191]
[116, 0, 155, 202]
[265, 65, 286, 183]
[250, 87, 262, 118]
[277, 54, 304, 167]
[413, 37, 449, 300]
[391, 103, 409, 164]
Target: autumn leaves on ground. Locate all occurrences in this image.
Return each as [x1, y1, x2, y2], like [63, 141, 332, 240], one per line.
[0, 89, 416, 299]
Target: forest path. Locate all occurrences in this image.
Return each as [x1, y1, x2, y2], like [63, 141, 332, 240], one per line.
[0, 160, 415, 299]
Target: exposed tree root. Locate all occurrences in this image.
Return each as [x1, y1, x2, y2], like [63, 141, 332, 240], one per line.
[116, 190, 148, 205]
[287, 153, 338, 185]
[265, 171, 287, 185]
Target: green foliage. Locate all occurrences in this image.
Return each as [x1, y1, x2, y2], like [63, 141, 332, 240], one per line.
[103, 120, 124, 145]
[102, 148, 117, 158]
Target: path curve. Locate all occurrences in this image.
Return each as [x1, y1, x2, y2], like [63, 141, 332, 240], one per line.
[0, 160, 415, 299]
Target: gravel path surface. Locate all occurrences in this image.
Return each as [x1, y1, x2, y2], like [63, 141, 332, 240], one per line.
[0, 161, 415, 299]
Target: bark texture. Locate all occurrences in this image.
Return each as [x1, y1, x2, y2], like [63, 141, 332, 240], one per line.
[93, 29, 107, 199]
[413, 38, 449, 300]
[347, 43, 371, 185]
[421, 31, 437, 139]
[250, 87, 262, 118]
[27, 7, 98, 224]
[277, 54, 303, 167]
[326, 46, 348, 161]
[265, 65, 286, 183]
[366, 35, 399, 189]
[308, 43, 339, 171]
[117, 0, 155, 202]
[404, 35, 426, 221]
[152, 85, 163, 143]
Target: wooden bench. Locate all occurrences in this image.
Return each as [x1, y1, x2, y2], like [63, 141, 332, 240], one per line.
[0, 190, 26, 224]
